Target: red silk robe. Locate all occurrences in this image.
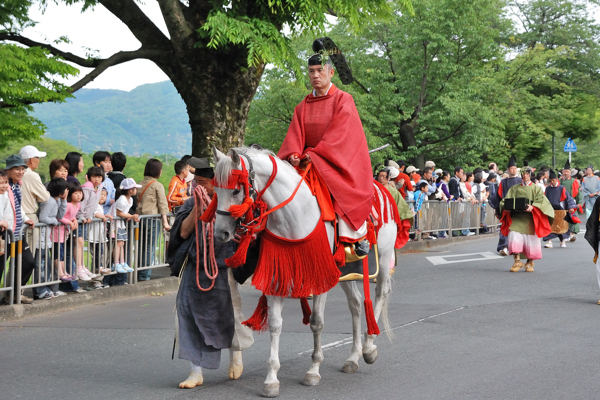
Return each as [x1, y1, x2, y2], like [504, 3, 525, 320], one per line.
[278, 84, 373, 231]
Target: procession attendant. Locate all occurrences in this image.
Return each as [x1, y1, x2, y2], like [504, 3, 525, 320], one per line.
[560, 161, 582, 241]
[584, 196, 600, 304]
[499, 165, 554, 273]
[581, 165, 600, 219]
[543, 169, 577, 249]
[167, 157, 253, 389]
[277, 49, 372, 258]
[491, 155, 522, 256]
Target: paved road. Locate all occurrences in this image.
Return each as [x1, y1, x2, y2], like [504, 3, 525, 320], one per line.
[1, 234, 600, 400]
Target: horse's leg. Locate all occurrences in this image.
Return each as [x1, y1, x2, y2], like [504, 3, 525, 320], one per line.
[339, 281, 363, 373]
[303, 292, 327, 386]
[263, 296, 284, 398]
[227, 269, 254, 380]
[179, 362, 203, 388]
[363, 243, 393, 364]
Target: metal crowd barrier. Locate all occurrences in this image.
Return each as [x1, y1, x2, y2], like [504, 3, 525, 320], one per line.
[0, 230, 15, 305]
[5, 214, 172, 305]
[409, 200, 501, 239]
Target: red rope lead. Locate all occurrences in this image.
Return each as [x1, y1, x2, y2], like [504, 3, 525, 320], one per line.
[194, 185, 219, 292]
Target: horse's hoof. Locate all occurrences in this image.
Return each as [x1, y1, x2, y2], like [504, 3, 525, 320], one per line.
[363, 348, 378, 364]
[262, 383, 280, 398]
[229, 352, 243, 380]
[342, 360, 359, 373]
[302, 373, 321, 386]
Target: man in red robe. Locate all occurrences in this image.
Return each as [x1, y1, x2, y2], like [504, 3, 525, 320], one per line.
[278, 54, 373, 244]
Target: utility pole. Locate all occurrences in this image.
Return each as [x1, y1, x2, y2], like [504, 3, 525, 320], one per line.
[552, 132, 556, 170]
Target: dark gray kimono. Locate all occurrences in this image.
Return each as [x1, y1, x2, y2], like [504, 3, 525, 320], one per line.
[168, 197, 235, 369]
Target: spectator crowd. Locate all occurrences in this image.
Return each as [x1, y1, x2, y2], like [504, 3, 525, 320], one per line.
[0, 146, 197, 305]
[374, 158, 592, 243]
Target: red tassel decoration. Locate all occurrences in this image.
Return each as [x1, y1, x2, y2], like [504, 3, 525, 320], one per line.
[199, 194, 218, 222]
[252, 221, 340, 298]
[333, 242, 346, 267]
[228, 197, 254, 219]
[362, 257, 380, 335]
[242, 294, 269, 332]
[364, 298, 380, 335]
[300, 297, 312, 325]
[225, 233, 252, 268]
[366, 220, 377, 245]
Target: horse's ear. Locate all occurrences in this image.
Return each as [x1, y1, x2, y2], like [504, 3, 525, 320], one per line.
[212, 145, 226, 163]
[230, 149, 241, 167]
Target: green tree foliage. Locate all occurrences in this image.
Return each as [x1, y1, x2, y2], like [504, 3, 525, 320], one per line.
[1, 0, 412, 157]
[248, 0, 600, 171]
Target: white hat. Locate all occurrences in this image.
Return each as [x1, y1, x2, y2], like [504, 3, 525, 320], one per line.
[386, 160, 400, 169]
[482, 172, 489, 181]
[19, 145, 47, 160]
[388, 167, 399, 179]
[425, 160, 435, 168]
[434, 168, 443, 175]
[120, 178, 142, 190]
[405, 166, 417, 174]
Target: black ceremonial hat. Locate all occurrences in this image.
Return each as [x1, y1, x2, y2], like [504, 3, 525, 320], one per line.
[310, 37, 353, 85]
[507, 155, 517, 168]
[564, 160, 571, 170]
[549, 169, 557, 180]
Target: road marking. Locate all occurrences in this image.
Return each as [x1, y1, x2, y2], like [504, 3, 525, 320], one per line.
[298, 307, 465, 355]
[426, 251, 503, 265]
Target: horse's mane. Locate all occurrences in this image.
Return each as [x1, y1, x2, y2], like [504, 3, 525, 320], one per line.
[214, 146, 297, 186]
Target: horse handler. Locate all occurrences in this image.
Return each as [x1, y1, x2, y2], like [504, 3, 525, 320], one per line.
[167, 158, 253, 388]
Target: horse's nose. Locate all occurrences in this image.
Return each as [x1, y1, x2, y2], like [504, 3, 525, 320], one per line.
[215, 230, 231, 242]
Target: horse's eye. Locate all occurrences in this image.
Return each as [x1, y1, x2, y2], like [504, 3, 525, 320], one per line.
[233, 189, 240, 196]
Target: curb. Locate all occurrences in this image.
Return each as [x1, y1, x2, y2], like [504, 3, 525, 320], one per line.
[398, 232, 498, 253]
[0, 276, 179, 323]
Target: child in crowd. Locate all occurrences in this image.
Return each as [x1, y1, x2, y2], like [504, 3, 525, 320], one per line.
[36, 178, 69, 298]
[413, 182, 429, 232]
[52, 180, 79, 282]
[111, 178, 140, 273]
[167, 160, 190, 211]
[89, 188, 112, 285]
[0, 169, 14, 286]
[79, 166, 106, 281]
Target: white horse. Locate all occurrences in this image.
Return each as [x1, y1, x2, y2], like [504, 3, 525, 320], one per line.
[212, 146, 397, 397]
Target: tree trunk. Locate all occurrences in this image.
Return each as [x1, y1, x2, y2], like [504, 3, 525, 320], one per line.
[159, 47, 265, 157]
[398, 121, 425, 168]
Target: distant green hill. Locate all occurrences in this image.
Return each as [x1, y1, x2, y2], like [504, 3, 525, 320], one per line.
[32, 81, 192, 156]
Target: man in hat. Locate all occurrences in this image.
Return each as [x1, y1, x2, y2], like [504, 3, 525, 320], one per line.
[19, 145, 49, 249]
[491, 156, 522, 255]
[3, 155, 36, 304]
[168, 157, 253, 389]
[582, 165, 600, 219]
[560, 160, 582, 240]
[278, 52, 372, 252]
[542, 169, 576, 248]
[500, 165, 554, 272]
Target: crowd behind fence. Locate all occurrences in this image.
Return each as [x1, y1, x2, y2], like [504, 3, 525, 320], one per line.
[408, 201, 501, 239]
[0, 202, 500, 305]
[0, 214, 171, 305]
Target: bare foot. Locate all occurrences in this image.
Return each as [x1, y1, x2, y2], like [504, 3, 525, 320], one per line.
[179, 369, 203, 388]
[228, 350, 243, 380]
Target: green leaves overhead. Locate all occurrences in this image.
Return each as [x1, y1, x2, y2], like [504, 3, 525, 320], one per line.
[0, 44, 78, 149]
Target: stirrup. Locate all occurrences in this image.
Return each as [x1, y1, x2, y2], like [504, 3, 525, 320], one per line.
[344, 241, 369, 263]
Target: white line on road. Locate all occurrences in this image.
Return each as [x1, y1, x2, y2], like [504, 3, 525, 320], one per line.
[298, 307, 465, 355]
[426, 252, 503, 265]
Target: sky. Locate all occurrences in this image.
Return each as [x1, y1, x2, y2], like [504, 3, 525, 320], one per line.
[25, 1, 171, 91]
